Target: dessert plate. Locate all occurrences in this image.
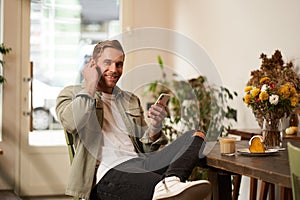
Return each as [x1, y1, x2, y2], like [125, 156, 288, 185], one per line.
[237, 148, 279, 156]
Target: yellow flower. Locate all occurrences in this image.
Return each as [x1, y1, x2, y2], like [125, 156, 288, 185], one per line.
[243, 94, 251, 104]
[244, 51, 300, 121]
[260, 77, 270, 84]
[290, 96, 299, 107]
[290, 86, 297, 95]
[251, 87, 260, 97]
[259, 91, 269, 101]
[278, 84, 290, 98]
[244, 86, 252, 92]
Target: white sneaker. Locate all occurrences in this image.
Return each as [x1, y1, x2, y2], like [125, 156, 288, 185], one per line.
[152, 176, 211, 200]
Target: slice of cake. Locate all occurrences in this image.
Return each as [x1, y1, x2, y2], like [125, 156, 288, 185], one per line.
[249, 135, 265, 153]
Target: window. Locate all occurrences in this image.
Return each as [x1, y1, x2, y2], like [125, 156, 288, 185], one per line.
[29, 0, 120, 146]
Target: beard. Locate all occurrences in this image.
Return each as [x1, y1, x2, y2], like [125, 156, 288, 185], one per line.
[97, 73, 120, 93]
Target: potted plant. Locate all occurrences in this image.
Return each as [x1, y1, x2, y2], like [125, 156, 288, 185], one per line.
[0, 43, 12, 84]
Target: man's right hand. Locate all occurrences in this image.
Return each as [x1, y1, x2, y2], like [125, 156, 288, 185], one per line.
[82, 58, 100, 96]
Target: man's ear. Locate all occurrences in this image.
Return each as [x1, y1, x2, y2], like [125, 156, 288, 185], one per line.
[91, 57, 96, 64]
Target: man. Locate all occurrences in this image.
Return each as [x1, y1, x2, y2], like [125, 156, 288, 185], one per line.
[56, 40, 211, 200]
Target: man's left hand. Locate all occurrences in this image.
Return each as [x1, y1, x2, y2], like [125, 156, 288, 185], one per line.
[147, 101, 167, 129]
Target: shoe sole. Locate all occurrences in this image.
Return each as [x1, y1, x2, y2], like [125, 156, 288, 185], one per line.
[156, 182, 211, 200]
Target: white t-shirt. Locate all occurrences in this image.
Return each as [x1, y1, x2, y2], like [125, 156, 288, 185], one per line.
[96, 93, 138, 183]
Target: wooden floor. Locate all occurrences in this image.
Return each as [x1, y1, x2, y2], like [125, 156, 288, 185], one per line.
[0, 191, 72, 200]
[0, 191, 22, 200]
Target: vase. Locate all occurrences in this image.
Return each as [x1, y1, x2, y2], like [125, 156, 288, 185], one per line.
[262, 118, 283, 149]
[289, 113, 299, 127]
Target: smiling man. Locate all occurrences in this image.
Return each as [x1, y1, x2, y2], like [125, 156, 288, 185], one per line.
[56, 40, 211, 200]
[83, 41, 124, 95]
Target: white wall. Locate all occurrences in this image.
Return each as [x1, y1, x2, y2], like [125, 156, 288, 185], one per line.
[122, 0, 300, 129]
[120, 1, 300, 198]
[172, 0, 300, 129]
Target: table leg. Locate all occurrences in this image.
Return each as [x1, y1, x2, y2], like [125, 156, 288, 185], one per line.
[259, 181, 269, 200]
[258, 181, 276, 200]
[280, 187, 292, 200]
[207, 168, 232, 200]
[250, 177, 257, 200]
[232, 175, 241, 200]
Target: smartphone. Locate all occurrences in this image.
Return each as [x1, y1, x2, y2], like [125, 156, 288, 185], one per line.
[155, 93, 171, 105]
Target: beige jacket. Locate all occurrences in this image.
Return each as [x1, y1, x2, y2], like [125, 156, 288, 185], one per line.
[56, 83, 168, 199]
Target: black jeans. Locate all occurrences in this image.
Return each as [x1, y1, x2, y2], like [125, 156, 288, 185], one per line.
[91, 130, 206, 200]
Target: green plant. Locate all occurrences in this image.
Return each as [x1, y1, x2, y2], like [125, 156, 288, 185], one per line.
[144, 56, 237, 141]
[144, 56, 238, 181]
[0, 43, 12, 84]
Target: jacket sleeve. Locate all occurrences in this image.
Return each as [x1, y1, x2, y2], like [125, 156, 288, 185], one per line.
[55, 85, 95, 134]
[128, 93, 169, 152]
[140, 127, 169, 152]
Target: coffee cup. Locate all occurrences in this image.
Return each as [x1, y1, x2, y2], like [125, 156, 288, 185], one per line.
[219, 137, 236, 156]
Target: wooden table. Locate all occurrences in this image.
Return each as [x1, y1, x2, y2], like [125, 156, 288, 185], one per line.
[206, 140, 299, 200]
[228, 128, 300, 140]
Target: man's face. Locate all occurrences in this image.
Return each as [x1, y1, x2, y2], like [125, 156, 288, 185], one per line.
[95, 47, 124, 93]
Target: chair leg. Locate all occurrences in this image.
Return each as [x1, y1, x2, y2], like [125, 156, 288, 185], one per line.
[250, 178, 258, 200]
[269, 183, 275, 200]
[232, 175, 242, 200]
[280, 187, 293, 200]
[259, 181, 270, 200]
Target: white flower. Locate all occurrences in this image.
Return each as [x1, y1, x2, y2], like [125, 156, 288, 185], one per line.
[261, 84, 268, 92]
[269, 94, 279, 105]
